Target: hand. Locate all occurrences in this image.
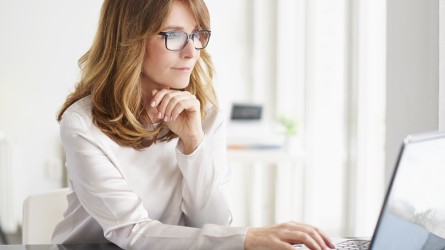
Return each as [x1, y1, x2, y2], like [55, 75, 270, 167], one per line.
[244, 222, 335, 250]
[150, 88, 204, 153]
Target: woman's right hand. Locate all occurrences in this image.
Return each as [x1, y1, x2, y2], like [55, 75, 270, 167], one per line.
[244, 222, 336, 250]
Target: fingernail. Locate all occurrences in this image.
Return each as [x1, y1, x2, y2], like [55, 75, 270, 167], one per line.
[158, 112, 162, 119]
[164, 116, 169, 122]
[151, 101, 156, 107]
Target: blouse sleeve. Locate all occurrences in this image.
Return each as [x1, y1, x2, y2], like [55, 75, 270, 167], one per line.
[176, 107, 234, 228]
[59, 109, 246, 249]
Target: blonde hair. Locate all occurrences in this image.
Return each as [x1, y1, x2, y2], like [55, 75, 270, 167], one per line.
[57, 0, 216, 150]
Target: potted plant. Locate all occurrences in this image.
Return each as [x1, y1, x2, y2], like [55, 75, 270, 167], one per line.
[277, 116, 299, 154]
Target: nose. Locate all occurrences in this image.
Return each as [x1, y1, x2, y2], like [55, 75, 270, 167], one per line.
[180, 39, 198, 59]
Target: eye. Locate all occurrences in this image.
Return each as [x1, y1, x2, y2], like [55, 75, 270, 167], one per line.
[166, 32, 183, 40]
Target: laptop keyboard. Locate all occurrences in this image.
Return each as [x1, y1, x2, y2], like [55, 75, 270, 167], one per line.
[335, 240, 370, 250]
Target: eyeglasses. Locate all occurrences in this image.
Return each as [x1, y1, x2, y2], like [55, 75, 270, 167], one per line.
[158, 30, 211, 51]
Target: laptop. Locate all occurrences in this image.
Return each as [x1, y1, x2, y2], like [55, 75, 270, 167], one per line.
[298, 131, 445, 249]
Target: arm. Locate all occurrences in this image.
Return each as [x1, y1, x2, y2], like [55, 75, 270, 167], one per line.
[176, 107, 233, 227]
[150, 89, 232, 227]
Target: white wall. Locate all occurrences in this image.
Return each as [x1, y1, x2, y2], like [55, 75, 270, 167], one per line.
[205, 0, 252, 114]
[0, 0, 103, 231]
[386, 0, 439, 182]
[440, 0, 445, 131]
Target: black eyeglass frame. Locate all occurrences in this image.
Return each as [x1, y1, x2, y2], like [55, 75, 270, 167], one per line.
[158, 30, 211, 51]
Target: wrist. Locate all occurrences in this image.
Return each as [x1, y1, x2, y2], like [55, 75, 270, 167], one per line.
[180, 133, 204, 154]
[244, 227, 259, 250]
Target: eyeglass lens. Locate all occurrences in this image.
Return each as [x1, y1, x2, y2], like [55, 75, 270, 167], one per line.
[165, 31, 210, 51]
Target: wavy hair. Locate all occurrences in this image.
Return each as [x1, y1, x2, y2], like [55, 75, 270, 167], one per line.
[57, 0, 216, 150]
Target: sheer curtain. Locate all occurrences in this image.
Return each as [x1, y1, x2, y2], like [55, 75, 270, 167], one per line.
[208, 0, 385, 237]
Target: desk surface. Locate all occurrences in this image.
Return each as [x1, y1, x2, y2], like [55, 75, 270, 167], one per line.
[0, 244, 122, 250]
[0, 238, 370, 250]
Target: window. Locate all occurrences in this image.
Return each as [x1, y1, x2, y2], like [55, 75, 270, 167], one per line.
[208, 0, 386, 236]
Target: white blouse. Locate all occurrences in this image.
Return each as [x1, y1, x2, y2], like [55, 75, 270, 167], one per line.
[52, 96, 246, 249]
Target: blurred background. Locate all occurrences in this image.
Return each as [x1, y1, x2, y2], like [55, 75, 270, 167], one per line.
[0, 0, 443, 244]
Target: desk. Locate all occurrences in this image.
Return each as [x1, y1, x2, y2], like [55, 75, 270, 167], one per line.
[0, 244, 122, 250]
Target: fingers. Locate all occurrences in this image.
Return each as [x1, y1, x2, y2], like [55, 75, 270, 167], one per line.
[297, 224, 334, 249]
[315, 227, 335, 249]
[278, 222, 335, 250]
[245, 227, 296, 250]
[245, 223, 335, 250]
[293, 231, 321, 250]
[151, 88, 199, 122]
[282, 222, 335, 250]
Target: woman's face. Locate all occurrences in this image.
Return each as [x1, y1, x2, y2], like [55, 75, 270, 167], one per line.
[141, 1, 200, 92]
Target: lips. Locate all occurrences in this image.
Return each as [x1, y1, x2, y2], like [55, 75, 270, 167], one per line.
[172, 67, 192, 71]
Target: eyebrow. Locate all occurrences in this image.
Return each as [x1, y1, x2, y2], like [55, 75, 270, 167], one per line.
[161, 25, 200, 31]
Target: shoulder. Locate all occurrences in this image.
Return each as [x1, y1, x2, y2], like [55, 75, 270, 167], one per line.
[64, 95, 93, 118]
[59, 96, 94, 134]
[59, 96, 115, 154]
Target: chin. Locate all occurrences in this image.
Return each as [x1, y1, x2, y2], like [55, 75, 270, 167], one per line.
[169, 80, 190, 90]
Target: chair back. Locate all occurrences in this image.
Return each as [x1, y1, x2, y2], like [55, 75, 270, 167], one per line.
[22, 187, 69, 244]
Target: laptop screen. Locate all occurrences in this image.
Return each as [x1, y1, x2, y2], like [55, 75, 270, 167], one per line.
[371, 133, 445, 249]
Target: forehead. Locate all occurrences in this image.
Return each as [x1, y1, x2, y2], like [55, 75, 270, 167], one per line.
[162, 1, 198, 30]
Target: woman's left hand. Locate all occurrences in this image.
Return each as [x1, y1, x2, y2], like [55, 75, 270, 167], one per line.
[150, 88, 204, 153]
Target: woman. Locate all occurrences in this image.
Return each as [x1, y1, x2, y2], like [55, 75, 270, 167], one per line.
[53, 0, 335, 249]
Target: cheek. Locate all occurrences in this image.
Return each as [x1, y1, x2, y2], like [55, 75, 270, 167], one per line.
[143, 46, 170, 74]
